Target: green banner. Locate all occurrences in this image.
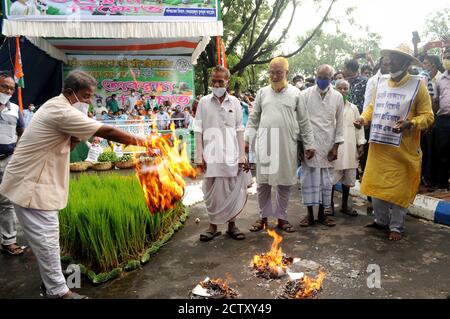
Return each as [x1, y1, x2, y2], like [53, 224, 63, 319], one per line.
[63, 54, 194, 109]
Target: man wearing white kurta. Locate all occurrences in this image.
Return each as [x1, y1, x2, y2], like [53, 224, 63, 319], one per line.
[331, 79, 366, 216]
[299, 65, 344, 227]
[245, 57, 315, 233]
[194, 66, 249, 242]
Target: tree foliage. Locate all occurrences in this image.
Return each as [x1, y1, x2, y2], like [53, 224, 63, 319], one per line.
[289, 29, 381, 77]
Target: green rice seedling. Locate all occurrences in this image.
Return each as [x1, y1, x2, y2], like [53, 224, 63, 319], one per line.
[60, 173, 186, 273]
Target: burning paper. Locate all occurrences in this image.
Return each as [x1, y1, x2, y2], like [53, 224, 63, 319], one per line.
[278, 271, 326, 299]
[190, 277, 239, 299]
[135, 122, 196, 213]
[252, 229, 293, 279]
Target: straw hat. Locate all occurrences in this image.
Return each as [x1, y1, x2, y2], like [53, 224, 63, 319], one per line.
[380, 43, 421, 66]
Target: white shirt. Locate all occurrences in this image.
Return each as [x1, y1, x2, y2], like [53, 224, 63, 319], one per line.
[300, 86, 344, 168]
[334, 102, 366, 170]
[10, 1, 40, 15]
[126, 95, 139, 112]
[364, 70, 382, 112]
[156, 111, 170, 130]
[23, 109, 34, 127]
[0, 94, 102, 210]
[194, 93, 244, 178]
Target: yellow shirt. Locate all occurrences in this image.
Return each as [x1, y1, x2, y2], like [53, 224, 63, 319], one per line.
[360, 74, 434, 208]
[0, 94, 103, 211]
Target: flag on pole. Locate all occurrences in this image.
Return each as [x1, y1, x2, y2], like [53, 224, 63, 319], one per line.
[14, 37, 25, 111]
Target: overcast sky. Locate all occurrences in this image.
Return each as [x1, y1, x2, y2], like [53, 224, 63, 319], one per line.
[280, 0, 450, 50]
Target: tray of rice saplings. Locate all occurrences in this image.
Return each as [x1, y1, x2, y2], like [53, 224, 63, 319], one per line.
[115, 154, 135, 169]
[91, 152, 117, 171]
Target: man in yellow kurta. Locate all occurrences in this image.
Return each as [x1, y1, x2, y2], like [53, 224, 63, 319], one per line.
[354, 44, 434, 241]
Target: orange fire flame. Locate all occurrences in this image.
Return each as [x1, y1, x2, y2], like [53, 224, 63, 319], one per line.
[252, 229, 290, 276]
[295, 271, 325, 299]
[135, 119, 196, 213]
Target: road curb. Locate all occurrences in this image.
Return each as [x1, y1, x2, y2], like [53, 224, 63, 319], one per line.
[336, 181, 450, 227]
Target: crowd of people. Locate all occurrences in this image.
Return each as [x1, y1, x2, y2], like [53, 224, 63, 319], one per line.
[194, 43, 449, 245]
[0, 41, 448, 299]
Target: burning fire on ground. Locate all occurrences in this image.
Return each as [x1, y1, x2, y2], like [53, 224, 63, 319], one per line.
[252, 229, 293, 279]
[135, 119, 196, 213]
[278, 271, 326, 299]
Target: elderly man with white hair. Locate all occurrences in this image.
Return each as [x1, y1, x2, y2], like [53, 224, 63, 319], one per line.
[245, 57, 316, 233]
[299, 64, 344, 228]
[330, 79, 366, 216]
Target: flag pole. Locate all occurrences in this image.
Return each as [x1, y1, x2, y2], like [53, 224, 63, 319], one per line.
[15, 37, 24, 112]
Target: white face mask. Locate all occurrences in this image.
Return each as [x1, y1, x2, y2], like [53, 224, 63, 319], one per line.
[0, 92, 12, 105]
[390, 70, 404, 79]
[212, 87, 227, 97]
[70, 89, 89, 116]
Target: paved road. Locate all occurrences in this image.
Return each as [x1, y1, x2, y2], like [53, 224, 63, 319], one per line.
[1, 186, 449, 299]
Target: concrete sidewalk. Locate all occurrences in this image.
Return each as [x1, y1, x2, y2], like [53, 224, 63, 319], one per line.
[1, 186, 449, 299]
[335, 181, 450, 227]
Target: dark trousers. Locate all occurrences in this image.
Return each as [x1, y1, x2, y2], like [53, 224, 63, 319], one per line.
[421, 127, 439, 185]
[435, 116, 450, 189]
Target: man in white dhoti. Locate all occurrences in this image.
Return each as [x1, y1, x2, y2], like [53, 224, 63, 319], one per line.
[299, 65, 344, 227]
[245, 57, 315, 233]
[194, 66, 249, 242]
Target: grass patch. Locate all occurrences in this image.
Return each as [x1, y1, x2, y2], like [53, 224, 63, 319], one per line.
[60, 173, 187, 278]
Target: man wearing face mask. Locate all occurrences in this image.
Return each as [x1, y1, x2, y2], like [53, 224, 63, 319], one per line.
[0, 70, 147, 298]
[0, 72, 26, 256]
[434, 45, 450, 192]
[354, 44, 434, 241]
[292, 75, 305, 91]
[194, 66, 249, 242]
[299, 65, 344, 228]
[245, 57, 315, 233]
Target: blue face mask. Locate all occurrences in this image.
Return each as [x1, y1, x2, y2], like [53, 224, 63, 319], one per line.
[316, 78, 331, 91]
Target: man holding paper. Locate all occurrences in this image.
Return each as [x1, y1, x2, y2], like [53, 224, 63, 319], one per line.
[354, 44, 434, 241]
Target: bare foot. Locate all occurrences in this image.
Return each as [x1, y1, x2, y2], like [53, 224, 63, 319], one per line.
[389, 231, 402, 241]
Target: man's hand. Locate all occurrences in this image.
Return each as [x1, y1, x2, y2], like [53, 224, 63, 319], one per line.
[196, 158, 207, 173]
[327, 145, 339, 162]
[353, 117, 366, 129]
[357, 145, 365, 160]
[392, 120, 413, 133]
[70, 137, 81, 150]
[304, 149, 316, 160]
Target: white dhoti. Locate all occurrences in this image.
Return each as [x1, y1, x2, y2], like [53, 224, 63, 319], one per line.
[301, 166, 334, 208]
[202, 170, 248, 225]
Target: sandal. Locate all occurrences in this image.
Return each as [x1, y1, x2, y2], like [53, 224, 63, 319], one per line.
[277, 221, 295, 233]
[317, 216, 336, 227]
[299, 216, 314, 227]
[249, 219, 267, 232]
[60, 291, 89, 299]
[340, 208, 358, 216]
[1, 243, 25, 256]
[226, 227, 246, 240]
[199, 230, 222, 242]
